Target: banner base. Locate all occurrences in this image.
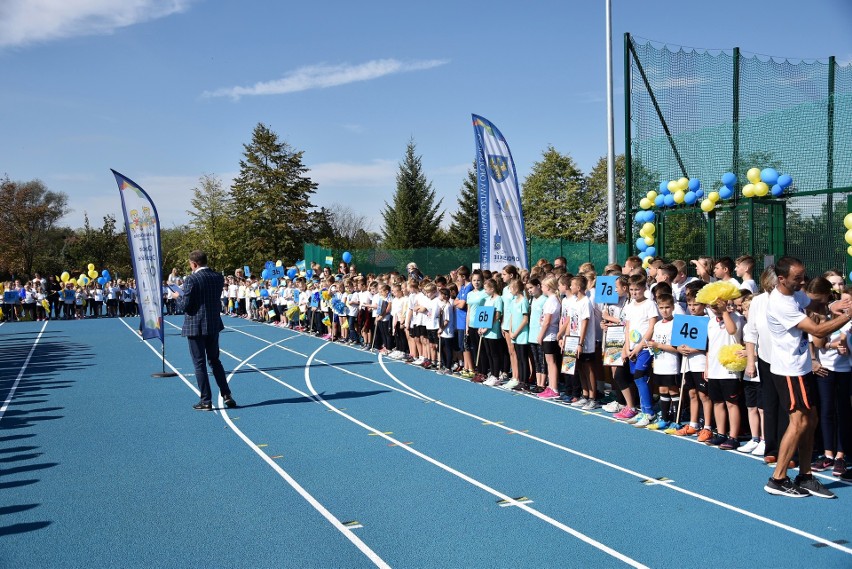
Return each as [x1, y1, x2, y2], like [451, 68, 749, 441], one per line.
[151, 372, 178, 378]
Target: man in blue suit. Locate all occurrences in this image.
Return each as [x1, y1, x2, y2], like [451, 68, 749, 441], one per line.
[170, 250, 237, 411]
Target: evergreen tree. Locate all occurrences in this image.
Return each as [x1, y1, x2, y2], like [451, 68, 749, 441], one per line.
[586, 154, 627, 242]
[521, 146, 591, 240]
[446, 165, 479, 248]
[187, 173, 231, 269]
[381, 139, 444, 249]
[229, 123, 317, 266]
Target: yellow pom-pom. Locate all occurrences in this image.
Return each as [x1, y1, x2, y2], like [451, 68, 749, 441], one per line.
[695, 281, 742, 305]
[718, 343, 747, 372]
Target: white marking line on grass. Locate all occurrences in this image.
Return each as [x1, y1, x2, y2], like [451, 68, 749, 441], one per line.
[0, 320, 48, 421]
[377, 356, 852, 556]
[125, 320, 391, 569]
[304, 343, 649, 569]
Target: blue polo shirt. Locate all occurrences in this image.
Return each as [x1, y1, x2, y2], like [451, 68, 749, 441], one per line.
[455, 282, 473, 330]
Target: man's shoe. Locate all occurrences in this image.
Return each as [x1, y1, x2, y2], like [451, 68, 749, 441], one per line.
[764, 476, 810, 498]
[794, 474, 836, 499]
[193, 401, 213, 411]
[223, 396, 238, 409]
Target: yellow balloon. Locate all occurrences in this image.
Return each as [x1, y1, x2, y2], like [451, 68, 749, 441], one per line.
[845, 214, 852, 230]
[642, 222, 656, 236]
[708, 191, 720, 203]
[642, 257, 652, 269]
[87, 263, 95, 271]
[639, 198, 652, 210]
[677, 177, 689, 191]
[276, 260, 283, 267]
[61, 271, 70, 282]
[747, 167, 761, 184]
[667, 180, 678, 193]
[846, 229, 852, 246]
[701, 199, 715, 212]
[644, 236, 655, 247]
[673, 190, 685, 204]
[754, 182, 769, 196]
[847, 245, 852, 257]
[646, 191, 658, 201]
[88, 270, 98, 279]
[742, 184, 755, 198]
[639, 228, 647, 238]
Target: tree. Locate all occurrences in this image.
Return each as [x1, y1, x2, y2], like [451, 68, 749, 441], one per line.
[521, 146, 590, 240]
[187, 173, 231, 269]
[0, 176, 69, 275]
[320, 204, 376, 251]
[446, 165, 479, 248]
[381, 139, 444, 249]
[229, 123, 317, 266]
[65, 213, 126, 273]
[586, 155, 626, 243]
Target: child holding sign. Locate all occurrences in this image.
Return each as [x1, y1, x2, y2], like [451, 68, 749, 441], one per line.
[670, 284, 713, 438]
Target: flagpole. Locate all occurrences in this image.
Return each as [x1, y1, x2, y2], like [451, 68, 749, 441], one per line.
[606, 0, 618, 263]
[152, 315, 177, 377]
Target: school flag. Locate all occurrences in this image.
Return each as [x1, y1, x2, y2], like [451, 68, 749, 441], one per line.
[111, 170, 164, 343]
[472, 114, 528, 270]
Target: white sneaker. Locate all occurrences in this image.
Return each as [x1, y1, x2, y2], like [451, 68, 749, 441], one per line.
[502, 378, 520, 390]
[751, 440, 766, 457]
[582, 399, 600, 410]
[412, 357, 424, 365]
[737, 438, 760, 453]
[484, 375, 500, 386]
[570, 397, 589, 408]
[633, 413, 655, 428]
[602, 400, 624, 413]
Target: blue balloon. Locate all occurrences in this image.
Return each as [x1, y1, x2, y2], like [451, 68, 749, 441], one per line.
[719, 187, 733, 200]
[771, 184, 784, 197]
[342, 251, 352, 264]
[688, 178, 701, 191]
[265, 261, 274, 270]
[306, 269, 314, 279]
[287, 268, 297, 279]
[777, 174, 793, 189]
[636, 238, 648, 252]
[261, 269, 269, 280]
[760, 168, 779, 186]
[97, 277, 106, 285]
[260, 289, 269, 298]
[645, 212, 655, 223]
[645, 246, 656, 257]
[695, 189, 704, 199]
[721, 172, 737, 188]
[664, 194, 675, 207]
[102, 269, 110, 279]
[271, 278, 279, 287]
[638, 251, 648, 260]
[654, 195, 666, 208]
[659, 181, 669, 193]
[684, 191, 697, 205]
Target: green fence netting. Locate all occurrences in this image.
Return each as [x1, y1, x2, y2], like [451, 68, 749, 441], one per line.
[626, 34, 852, 275]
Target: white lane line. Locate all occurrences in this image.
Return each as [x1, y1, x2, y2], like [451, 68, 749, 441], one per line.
[304, 342, 649, 569]
[0, 320, 48, 421]
[377, 356, 852, 556]
[123, 319, 392, 569]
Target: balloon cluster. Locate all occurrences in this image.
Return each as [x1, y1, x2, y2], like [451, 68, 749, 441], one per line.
[635, 177, 703, 267]
[736, 167, 793, 199]
[60, 264, 110, 287]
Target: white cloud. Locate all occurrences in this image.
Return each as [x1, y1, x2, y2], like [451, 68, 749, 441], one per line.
[0, 0, 192, 49]
[203, 58, 449, 100]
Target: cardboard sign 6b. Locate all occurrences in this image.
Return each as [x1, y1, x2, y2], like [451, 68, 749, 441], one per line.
[471, 305, 495, 328]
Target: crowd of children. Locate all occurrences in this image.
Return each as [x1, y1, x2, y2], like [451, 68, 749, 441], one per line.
[1, 276, 142, 321]
[215, 253, 852, 498]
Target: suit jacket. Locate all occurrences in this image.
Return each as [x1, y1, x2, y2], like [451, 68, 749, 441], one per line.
[177, 268, 225, 337]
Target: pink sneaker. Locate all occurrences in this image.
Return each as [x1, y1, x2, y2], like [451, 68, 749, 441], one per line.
[537, 387, 560, 399]
[614, 407, 638, 420]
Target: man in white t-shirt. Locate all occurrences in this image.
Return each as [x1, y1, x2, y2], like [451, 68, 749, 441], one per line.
[764, 256, 852, 498]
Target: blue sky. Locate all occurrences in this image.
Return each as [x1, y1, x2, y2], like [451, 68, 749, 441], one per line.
[1, 0, 851, 233]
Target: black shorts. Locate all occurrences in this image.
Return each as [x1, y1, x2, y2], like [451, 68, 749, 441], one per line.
[415, 325, 427, 338]
[653, 373, 679, 388]
[683, 370, 708, 394]
[542, 340, 560, 355]
[612, 362, 633, 391]
[743, 381, 763, 409]
[578, 352, 595, 362]
[426, 329, 438, 344]
[772, 372, 815, 413]
[707, 377, 741, 404]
